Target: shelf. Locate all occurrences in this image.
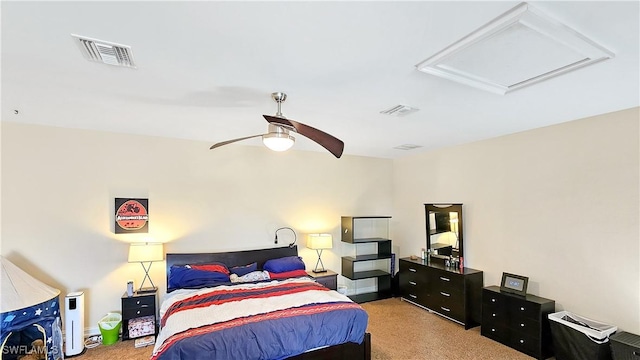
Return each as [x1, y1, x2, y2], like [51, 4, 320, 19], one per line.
[352, 237, 391, 243]
[343, 270, 390, 280]
[342, 254, 392, 262]
[341, 216, 392, 303]
[341, 216, 391, 244]
[348, 291, 392, 304]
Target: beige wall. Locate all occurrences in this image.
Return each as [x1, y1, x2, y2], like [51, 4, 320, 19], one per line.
[2, 107, 638, 336]
[0, 123, 393, 332]
[392, 107, 640, 333]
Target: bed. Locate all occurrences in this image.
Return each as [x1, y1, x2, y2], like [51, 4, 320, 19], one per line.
[151, 245, 371, 360]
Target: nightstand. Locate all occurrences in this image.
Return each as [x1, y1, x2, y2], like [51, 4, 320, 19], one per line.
[307, 269, 338, 290]
[121, 290, 157, 340]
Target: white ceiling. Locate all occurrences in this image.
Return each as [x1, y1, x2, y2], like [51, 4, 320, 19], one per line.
[2, 1, 639, 159]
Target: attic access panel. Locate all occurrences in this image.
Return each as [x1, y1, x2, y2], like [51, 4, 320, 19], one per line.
[415, 2, 614, 94]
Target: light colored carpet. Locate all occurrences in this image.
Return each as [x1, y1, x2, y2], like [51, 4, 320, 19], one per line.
[360, 297, 532, 360]
[75, 297, 533, 359]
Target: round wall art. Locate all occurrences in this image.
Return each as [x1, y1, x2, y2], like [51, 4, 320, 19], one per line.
[115, 198, 149, 234]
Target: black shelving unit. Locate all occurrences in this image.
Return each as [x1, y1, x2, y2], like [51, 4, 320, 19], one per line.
[341, 216, 392, 303]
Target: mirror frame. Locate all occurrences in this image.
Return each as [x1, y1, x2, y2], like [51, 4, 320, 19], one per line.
[424, 203, 464, 261]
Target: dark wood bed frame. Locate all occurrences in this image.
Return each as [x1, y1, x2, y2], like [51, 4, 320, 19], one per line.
[165, 245, 371, 360]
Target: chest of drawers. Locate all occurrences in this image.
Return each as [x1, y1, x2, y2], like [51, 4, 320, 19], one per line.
[399, 258, 483, 329]
[481, 285, 555, 359]
[121, 291, 157, 340]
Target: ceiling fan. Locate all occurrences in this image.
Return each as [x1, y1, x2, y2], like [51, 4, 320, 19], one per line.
[209, 92, 344, 158]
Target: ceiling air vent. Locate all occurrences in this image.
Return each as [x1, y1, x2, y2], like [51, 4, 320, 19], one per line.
[71, 34, 136, 68]
[380, 105, 419, 117]
[415, 2, 614, 94]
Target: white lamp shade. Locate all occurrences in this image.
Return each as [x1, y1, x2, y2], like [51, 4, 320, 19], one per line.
[128, 242, 164, 263]
[262, 133, 295, 151]
[307, 234, 333, 250]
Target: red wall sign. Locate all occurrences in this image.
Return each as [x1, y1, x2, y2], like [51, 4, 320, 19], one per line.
[115, 198, 149, 234]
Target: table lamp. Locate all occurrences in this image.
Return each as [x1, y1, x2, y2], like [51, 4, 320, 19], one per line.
[307, 234, 333, 273]
[128, 242, 163, 293]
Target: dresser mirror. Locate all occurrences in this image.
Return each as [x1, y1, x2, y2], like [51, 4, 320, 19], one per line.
[424, 203, 463, 262]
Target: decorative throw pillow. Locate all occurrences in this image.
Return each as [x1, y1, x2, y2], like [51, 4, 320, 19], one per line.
[188, 262, 230, 275]
[229, 262, 258, 277]
[267, 269, 309, 280]
[263, 256, 306, 273]
[169, 265, 230, 289]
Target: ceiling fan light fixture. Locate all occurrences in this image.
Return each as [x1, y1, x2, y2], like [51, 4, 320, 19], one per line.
[209, 92, 343, 158]
[262, 132, 295, 152]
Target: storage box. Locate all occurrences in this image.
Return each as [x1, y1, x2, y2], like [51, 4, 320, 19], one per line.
[127, 315, 155, 339]
[548, 311, 617, 360]
[610, 331, 640, 360]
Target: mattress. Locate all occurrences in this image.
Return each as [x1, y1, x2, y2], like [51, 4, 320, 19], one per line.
[151, 277, 368, 360]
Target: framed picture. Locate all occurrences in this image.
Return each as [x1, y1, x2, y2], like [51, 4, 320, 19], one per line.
[115, 198, 149, 234]
[500, 272, 528, 296]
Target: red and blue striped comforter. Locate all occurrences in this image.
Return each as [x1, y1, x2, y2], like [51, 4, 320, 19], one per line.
[151, 277, 368, 360]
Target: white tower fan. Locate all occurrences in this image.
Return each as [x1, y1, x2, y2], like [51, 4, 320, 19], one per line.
[65, 291, 85, 356]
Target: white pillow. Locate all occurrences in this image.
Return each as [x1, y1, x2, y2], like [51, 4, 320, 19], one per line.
[229, 270, 270, 283]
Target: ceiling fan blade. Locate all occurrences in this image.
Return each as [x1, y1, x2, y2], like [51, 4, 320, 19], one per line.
[209, 134, 263, 150]
[263, 115, 344, 158]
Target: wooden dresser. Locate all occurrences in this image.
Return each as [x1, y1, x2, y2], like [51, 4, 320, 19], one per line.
[399, 258, 483, 329]
[481, 285, 555, 360]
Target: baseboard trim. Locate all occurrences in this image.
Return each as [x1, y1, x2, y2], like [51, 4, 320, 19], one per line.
[85, 327, 101, 337]
[62, 327, 113, 339]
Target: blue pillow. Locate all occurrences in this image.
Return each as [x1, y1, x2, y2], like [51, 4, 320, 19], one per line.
[169, 265, 230, 290]
[230, 262, 258, 277]
[263, 256, 306, 273]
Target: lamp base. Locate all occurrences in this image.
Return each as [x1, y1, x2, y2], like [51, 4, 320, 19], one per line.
[312, 269, 328, 273]
[136, 286, 157, 294]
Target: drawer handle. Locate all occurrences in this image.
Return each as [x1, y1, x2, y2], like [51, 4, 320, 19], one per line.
[409, 281, 417, 286]
[492, 313, 496, 317]
[409, 268, 417, 273]
[440, 292, 450, 297]
[439, 277, 450, 282]
[409, 294, 417, 299]
[519, 339, 525, 344]
[440, 306, 450, 312]
[520, 323, 525, 327]
[136, 310, 141, 315]
[491, 328, 496, 332]
[520, 306, 525, 311]
[491, 298, 496, 302]
[136, 301, 141, 305]
[632, 351, 639, 356]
